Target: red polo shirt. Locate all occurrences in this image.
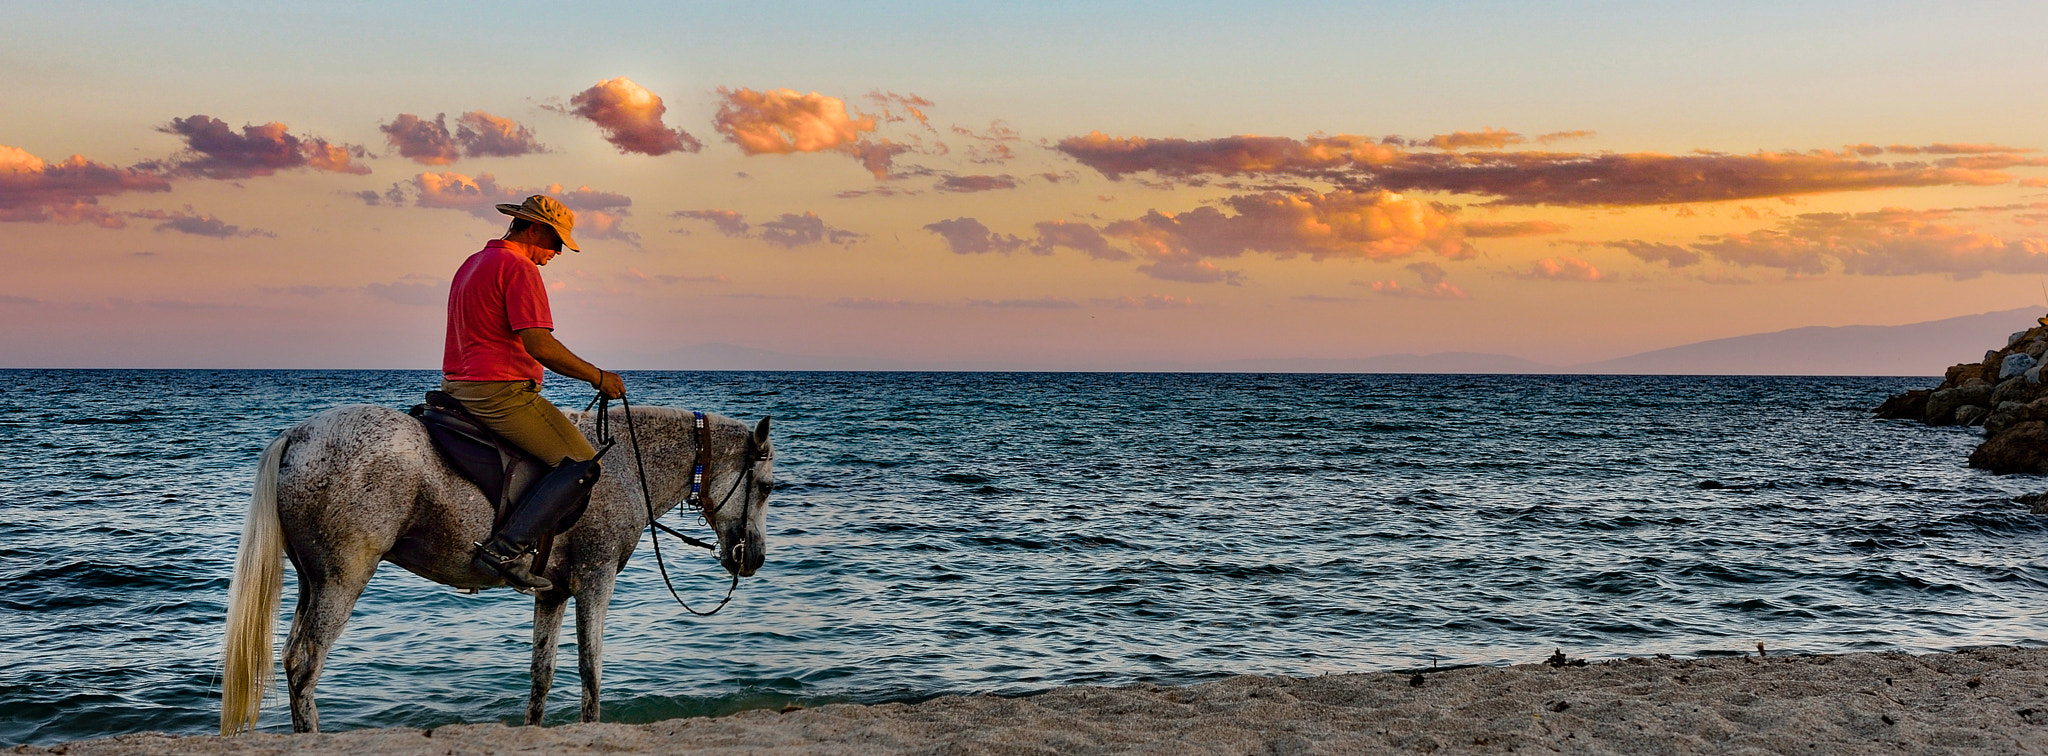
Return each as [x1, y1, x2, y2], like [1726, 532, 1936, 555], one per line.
[443, 240, 552, 383]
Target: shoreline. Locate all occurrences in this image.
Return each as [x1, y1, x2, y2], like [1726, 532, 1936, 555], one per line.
[28, 646, 2048, 755]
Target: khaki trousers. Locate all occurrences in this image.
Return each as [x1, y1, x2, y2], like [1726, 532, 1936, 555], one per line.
[439, 379, 597, 465]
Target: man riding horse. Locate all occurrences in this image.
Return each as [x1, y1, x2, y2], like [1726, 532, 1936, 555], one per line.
[443, 194, 626, 592]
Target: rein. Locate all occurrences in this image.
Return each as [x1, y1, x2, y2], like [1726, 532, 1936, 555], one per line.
[588, 394, 758, 616]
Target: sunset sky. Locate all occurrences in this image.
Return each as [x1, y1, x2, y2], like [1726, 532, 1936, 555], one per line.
[6, 1, 2047, 370]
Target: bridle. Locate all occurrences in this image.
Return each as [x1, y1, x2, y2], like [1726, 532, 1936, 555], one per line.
[589, 395, 768, 616]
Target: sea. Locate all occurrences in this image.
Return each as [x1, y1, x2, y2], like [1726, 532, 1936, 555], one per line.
[3, 370, 2045, 746]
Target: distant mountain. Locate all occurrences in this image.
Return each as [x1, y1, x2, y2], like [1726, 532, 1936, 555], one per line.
[1568, 307, 2037, 377]
[618, 308, 2037, 377]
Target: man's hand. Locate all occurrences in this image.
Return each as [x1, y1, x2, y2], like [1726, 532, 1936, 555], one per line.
[593, 370, 626, 399]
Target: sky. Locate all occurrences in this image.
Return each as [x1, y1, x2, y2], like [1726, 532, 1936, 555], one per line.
[5, 0, 2048, 370]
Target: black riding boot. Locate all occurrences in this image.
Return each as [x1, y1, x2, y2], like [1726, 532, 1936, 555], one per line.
[473, 458, 602, 592]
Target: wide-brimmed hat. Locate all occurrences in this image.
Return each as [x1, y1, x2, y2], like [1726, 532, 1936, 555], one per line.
[495, 195, 580, 252]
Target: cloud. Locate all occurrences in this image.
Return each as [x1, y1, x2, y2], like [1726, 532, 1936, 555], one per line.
[387, 111, 548, 165]
[454, 112, 546, 158]
[382, 171, 638, 242]
[1030, 220, 1128, 260]
[1134, 258, 1245, 285]
[1102, 294, 1196, 309]
[935, 174, 1019, 193]
[128, 208, 275, 238]
[1887, 143, 2030, 155]
[952, 120, 1021, 163]
[1359, 260, 1470, 299]
[1462, 219, 1569, 237]
[1696, 209, 2048, 279]
[967, 297, 1079, 309]
[672, 209, 861, 247]
[672, 209, 750, 237]
[382, 114, 458, 165]
[831, 297, 922, 309]
[363, 281, 445, 306]
[0, 145, 171, 227]
[924, 216, 1030, 254]
[1060, 130, 2031, 206]
[563, 77, 702, 156]
[1426, 128, 1523, 150]
[1057, 131, 1401, 179]
[1099, 189, 1471, 262]
[1519, 256, 1607, 282]
[842, 139, 914, 178]
[1606, 239, 1703, 267]
[714, 88, 877, 154]
[864, 91, 935, 128]
[760, 212, 864, 247]
[149, 115, 369, 178]
[1536, 130, 1597, 145]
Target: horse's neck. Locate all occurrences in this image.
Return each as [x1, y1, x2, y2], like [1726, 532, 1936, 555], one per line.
[607, 407, 699, 521]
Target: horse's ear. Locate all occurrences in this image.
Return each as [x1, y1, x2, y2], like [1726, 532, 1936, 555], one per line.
[753, 416, 771, 444]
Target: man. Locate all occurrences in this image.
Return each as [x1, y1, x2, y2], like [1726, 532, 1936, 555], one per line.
[442, 194, 625, 592]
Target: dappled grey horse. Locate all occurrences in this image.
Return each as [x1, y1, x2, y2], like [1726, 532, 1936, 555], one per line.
[219, 404, 772, 734]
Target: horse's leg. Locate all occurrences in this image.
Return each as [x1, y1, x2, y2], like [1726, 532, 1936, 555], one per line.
[527, 593, 568, 726]
[574, 575, 616, 723]
[282, 558, 376, 733]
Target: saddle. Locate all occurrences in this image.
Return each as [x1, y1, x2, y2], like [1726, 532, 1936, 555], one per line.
[409, 391, 548, 521]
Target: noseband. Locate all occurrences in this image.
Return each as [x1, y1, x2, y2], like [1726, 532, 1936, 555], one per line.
[592, 396, 765, 616]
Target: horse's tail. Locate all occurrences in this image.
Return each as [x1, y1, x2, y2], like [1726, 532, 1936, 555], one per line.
[220, 434, 289, 735]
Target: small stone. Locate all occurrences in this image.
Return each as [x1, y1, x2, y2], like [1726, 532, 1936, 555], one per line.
[1409, 673, 1425, 687]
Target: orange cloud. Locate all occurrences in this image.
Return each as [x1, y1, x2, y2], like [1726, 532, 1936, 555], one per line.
[0, 145, 170, 227]
[864, 91, 935, 128]
[1536, 130, 1596, 145]
[1605, 239, 1702, 267]
[564, 78, 702, 156]
[952, 120, 1021, 163]
[1030, 220, 1128, 260]
[714, 88, 877, 155]
[148, 115, 369, 178]
[1100, 189, 1471, 263]
[1699, 210, 2048, 279]
[1426, 128, 1524, 150]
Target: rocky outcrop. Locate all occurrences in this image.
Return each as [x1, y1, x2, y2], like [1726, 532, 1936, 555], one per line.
[1876, 318, 2048, 478]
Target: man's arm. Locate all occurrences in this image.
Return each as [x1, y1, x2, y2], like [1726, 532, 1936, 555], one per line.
[517, 327, 626, 398]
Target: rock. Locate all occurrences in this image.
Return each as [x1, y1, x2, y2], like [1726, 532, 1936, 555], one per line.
[1926, 385, 1992, 426]
[1944, 363, 1987, 389]
[1985, 401, 2028, 437]
[2027, 339, 2048, 360]
[2013, 491, 2048, 514]
[1873, 389, 1932, 419]
[1992, 376, 2043, 406]
[1969, 420, 2048, 474]
[2001, 353, 2037, 380]
[1956, 405, 1990, 426]
[1985, 352, 2006, 381]
[2011, 330, 2029, 347]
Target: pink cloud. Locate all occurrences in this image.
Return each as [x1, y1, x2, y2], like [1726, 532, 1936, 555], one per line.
[381, 114, 459, 165]
[1360, 261, 1470, 299]
[383, 171, 638, 242]
[672, 209, 750, 237]
[1099, 189, 1471, 262]
[454, 111, 546, 158]
[1030, 220, 1128, 260]
[1605, 239, 1703, 267]
[967, 297, 1079, 309]
[923, 217, 1031, 254]
[1520, 256, 1606, 282]
[759, 212, 864, 247]
[1103, 294, 1197, 309]
[864, 91, 935, 128]
[564, 77, 702, 156]
[0, 145, 171, 227]
[1695, 210, 2048, 279]
[1463, 219, 1569, 237]
[1060, 130, 2032, 206]
[128, 208, 275, 238]
[935, 174, 1019, 193]
[149, 115, 369, 178]
[952, 120, 1021, 163]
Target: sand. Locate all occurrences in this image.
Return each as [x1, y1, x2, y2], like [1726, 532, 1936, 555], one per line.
[25, 647, 2048, 755]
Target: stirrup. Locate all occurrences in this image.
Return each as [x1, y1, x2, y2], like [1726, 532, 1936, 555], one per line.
[473, 540, 553, 592]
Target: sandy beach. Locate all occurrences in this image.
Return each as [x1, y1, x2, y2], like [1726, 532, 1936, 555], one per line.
[28, 646, 2047, 755]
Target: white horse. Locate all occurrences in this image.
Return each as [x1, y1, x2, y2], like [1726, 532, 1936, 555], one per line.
[218, 403, 773, 734]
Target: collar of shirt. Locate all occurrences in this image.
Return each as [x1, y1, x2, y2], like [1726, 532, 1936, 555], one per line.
[484, 238, 549, 263]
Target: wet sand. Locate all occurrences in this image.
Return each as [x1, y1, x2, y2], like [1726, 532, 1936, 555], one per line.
[29, 647, 2048, 755]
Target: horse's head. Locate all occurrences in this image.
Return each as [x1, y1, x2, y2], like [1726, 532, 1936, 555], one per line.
[708, 416, 772, 577]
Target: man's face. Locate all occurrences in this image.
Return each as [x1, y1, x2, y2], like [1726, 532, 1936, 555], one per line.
[532, 226, 565, 266]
